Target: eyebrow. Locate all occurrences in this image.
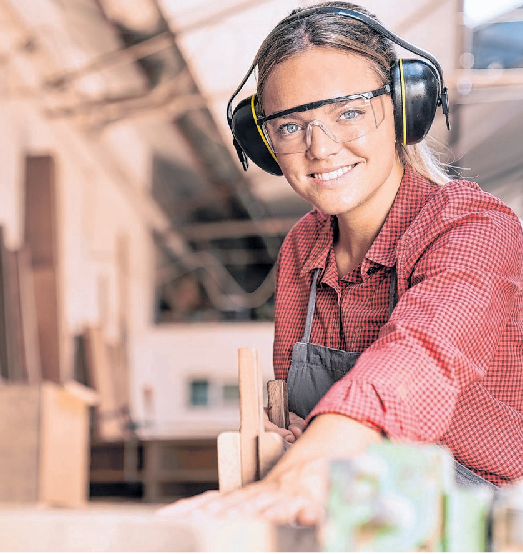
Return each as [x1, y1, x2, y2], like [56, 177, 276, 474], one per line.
[257, 84, 390, 124]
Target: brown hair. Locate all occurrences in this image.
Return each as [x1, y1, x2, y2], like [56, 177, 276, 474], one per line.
[254, 1, 450, 185]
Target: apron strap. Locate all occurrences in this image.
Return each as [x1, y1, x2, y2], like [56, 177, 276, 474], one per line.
[388, 266, 398, 318]
[301, 268, 321, 343]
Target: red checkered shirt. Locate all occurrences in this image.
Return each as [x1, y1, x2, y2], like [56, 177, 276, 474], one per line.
[273, 166, 523, 486]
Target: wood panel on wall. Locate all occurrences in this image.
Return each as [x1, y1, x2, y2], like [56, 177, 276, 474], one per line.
[0, 227, 31, 382]
[23, 155, 62, 383]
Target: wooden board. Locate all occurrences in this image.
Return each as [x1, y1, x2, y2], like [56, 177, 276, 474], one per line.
[23, 155, 62, 383]
[267, 380, 289, 429]
[0, 227, 10, 380]
[23, 155, 58, 267]
[238, 348, 264, 486]
[0, 508, 319, 552]
[84, 326, 122, 441]
[0, 383, 90, 506]
[17, 246, 42, 384]
[32, 267, 62, 383]
[0, 385, 41, 502]
[39, 383, 90, 507]
[217, 432, 242, 493]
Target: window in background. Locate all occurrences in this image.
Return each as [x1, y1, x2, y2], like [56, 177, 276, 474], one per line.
[222, 383, 239, 404]
[189, 379, 209, 406]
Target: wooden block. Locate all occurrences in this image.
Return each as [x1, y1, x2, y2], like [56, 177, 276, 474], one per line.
[267, 380, 289, 429]
[258, 431, 289, 480]
[39, 382, 90, 507]
[217, 432, 242, 493]
[0, 383, 90, 506]
[238, 347, 264, 486]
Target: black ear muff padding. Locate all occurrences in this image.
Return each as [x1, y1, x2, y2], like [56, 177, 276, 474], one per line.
[231, 97, 283, 176]
[390, 59, 439, 145]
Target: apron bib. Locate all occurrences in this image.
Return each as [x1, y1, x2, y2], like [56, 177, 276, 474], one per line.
[286, 266, 497, 492]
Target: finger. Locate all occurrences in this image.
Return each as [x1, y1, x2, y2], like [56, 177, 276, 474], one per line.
[259, 494, 314, 526]
[288, 424, 303, 439]
[289, 412, 306, 428]
[156, 490, 221, 517]
[295, 503, 325, 527]
[264, 418, 296, 442]
[221, 489, 279, 519]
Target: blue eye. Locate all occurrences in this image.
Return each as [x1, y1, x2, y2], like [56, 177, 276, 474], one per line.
[278, 122, 302, 136]
[340, 109, 364, 121]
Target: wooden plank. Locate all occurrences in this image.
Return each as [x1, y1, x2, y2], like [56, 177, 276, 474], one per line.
[0, 227, 9, 380]
[115, 233, 131, 432]
[106, 341, 130, 432]
[39, 382, 90, 507]
[0, 385, 41, 502]
[4, 249, 27, 381]
[0, 508, 319, 552]
[32, 267, 62, 383]
[267, 380, 289, 429]
[84, 326, 122, 441]
[17, 247, 42, 384]
[217, 432, 242, 493]
[23, 156, 57, 267]
[23, 155, 62, 383]
[238, 347, 264, 486]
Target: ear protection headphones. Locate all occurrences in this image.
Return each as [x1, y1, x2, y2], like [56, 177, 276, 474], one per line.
[227, 6, 450, 176]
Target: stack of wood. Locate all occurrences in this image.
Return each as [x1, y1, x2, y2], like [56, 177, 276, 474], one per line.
[0, 155, 129, 506]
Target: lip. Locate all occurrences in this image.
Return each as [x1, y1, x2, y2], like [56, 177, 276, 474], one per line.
[309, 163, 359, 186]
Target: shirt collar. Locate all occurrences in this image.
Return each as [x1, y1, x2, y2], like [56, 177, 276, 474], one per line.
[301, 211, 333, 277]
[365, 166, 440, 268]
[300, 166, 441, 278]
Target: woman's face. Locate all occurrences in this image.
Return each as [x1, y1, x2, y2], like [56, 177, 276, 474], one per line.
[262, 47, 403, 219]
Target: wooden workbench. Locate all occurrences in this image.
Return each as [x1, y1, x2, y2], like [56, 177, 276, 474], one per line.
[0, 503, 318, 552]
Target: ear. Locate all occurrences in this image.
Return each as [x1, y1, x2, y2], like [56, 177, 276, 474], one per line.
[390, 59, 439, 145]
[231, 96, 283, 176]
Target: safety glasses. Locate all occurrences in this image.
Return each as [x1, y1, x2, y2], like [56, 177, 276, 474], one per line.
[258, 85, 390, 154]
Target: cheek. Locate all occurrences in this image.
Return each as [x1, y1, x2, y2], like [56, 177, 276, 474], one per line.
[276, 156, 307, 185]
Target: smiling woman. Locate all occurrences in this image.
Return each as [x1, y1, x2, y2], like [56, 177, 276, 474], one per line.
[160, 1, 523, 525]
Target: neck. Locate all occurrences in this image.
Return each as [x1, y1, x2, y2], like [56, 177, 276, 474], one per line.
[334, 163, 404, 278]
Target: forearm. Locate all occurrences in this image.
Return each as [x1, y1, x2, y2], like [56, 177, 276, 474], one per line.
[266, 413, 383, 481]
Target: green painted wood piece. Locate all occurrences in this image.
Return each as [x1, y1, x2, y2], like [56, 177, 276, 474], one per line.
[323, 442, 492, 552]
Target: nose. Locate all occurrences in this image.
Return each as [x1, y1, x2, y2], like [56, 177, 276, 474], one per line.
[306, 121, 342, 160]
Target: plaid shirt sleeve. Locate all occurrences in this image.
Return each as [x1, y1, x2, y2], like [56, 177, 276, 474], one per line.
[274, 171, 523, 485]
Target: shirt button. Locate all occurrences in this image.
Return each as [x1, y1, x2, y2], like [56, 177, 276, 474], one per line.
[367, 266, 379, 275]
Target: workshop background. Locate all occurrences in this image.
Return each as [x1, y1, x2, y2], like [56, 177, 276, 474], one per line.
[0, 0, 521, 506]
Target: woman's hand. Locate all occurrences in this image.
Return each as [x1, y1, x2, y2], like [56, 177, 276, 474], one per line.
[157, 414, 382, 526]
[263, 409, 305, 443]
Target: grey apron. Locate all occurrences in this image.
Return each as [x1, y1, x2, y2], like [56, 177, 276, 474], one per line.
[287, 266, 497, 493]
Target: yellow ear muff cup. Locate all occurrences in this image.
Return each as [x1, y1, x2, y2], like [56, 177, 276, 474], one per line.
[231, 96, 283, 176]
[391, 59, 440, 145]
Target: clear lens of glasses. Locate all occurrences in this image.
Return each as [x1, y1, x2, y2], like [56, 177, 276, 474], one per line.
[262, 95, 386, 154]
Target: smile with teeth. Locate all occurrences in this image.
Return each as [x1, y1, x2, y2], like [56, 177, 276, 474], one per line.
[312, 164, 355, 180]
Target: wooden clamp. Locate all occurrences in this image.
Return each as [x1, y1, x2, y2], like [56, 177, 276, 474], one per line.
[267, 379, 289, 429]
[218, 348, 290, 492]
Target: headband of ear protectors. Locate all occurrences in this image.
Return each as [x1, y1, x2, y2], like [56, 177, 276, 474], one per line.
[227, 6, 451, 176]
